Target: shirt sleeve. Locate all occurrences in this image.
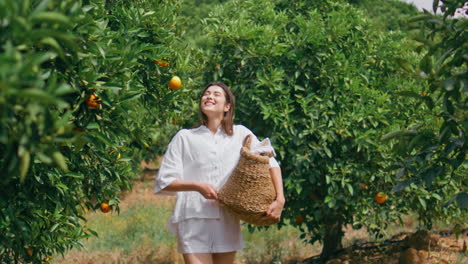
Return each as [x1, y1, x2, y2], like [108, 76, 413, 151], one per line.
[243, 126, 280, 168]
[154, 130, 184, 196]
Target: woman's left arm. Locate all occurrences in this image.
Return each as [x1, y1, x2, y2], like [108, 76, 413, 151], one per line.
[264, 167, 285, 221]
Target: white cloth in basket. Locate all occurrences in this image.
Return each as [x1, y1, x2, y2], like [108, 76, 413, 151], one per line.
[251, 138, 276, 157]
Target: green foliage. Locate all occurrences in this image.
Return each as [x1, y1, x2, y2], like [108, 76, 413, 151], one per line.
[179, 0, 226, 49]
[0, 0, 201, 262]
[384, 0, 467, 227]
[348, 0, 420, 31]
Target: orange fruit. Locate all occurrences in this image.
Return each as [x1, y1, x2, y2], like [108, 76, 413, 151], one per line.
[374, 192, 387, 204]
[168, 76, 182, 90]
[153, 60, 169, 67]
[295, 216, 304, 224]
[85, 93, 101, 109]
[100, 202, 111, 213]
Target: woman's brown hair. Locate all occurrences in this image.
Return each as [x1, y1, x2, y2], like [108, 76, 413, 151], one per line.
[197, 82, 235, 136]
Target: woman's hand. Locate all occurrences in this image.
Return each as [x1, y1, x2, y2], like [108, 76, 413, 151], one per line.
[196, 183, 218, 200]
[262, 198, 285, 221]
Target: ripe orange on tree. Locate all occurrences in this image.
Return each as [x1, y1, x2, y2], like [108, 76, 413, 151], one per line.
[168, 76, 182, 90]
[295, 216, 304, 223]
[100, 202, 111, 213]
[374, 192, 387, 204]
[153, 59, 169, 67]
[85, 93, 101, 109]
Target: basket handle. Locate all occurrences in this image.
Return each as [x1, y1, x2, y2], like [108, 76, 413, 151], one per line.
[243, 134, 252, 150]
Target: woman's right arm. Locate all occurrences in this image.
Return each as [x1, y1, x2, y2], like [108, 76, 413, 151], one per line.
[164, 180, 218, 200]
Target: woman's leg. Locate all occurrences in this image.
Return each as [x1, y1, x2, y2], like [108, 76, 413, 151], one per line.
[212, 251, 237, 264]
[183, 253, 213, 264]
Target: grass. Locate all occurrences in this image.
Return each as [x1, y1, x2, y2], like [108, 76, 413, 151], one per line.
[239, 224, 319, 264]
[83, 203, 176, 253]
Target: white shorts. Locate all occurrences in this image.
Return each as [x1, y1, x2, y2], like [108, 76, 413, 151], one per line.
[172, 207, 244, 254]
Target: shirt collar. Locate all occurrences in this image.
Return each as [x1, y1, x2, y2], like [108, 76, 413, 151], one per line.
[195, 125, 225, 136]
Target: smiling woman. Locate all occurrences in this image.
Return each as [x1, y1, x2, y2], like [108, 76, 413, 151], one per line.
[154, 82, 285, 264]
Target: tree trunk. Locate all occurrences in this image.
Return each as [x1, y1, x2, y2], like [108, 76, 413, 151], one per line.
[320, 220, 344, 259]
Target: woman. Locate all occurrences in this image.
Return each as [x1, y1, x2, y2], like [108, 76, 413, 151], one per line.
[154, 82, 285, 264]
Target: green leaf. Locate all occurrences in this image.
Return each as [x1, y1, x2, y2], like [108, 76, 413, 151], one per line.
[32, 0, 52, 14]
[52, 152, 69, 172]
[381, 130, 417, 141]
[64, 173, 84, 179]
[86, 122, 99, 130]
[395, 58, 414, 72]
[50, 223, 60, 232]
[31, 12, 70, 26]
[19, 151, 31, 183]
[346, 184, 353, 196]
[432, 193, 442, 201]
[119, 91, 142, 102]
[54, 83, 75, 96]
[56, 183, 69, 192]
[88, 131, 112, 146]
[407, 14, 432, 23]
[40, 37, 65, 58]
[418, 197, 427, 210]
[323, 146, 332, 158]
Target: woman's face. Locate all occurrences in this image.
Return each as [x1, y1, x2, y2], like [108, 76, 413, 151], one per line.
[200, 85, 231, 117]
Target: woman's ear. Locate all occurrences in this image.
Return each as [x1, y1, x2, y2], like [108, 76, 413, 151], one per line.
[224, 103, 231, 112]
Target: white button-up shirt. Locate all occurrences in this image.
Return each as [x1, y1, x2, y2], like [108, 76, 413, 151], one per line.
[154, 124, 280, 224]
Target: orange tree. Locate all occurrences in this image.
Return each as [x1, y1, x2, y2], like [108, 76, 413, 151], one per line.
[0, 0, 200, 263]
[383, 0, 467, 228]
[199, 0, 464, 259]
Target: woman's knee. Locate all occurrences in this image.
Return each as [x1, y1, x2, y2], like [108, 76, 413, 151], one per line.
[212, 251, 237, 264]
[183, 253, 213, 264]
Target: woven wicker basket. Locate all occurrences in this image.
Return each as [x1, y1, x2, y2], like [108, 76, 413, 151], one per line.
[218, 135, 278, 226]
